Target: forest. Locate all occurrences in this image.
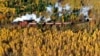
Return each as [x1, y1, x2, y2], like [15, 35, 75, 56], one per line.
[0, 0, 100, 56]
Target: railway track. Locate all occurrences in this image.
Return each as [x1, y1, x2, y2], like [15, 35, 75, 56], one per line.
[28, 22, 72, 25]
[27, 22, 72, 27]
[0, 20, 90, 28]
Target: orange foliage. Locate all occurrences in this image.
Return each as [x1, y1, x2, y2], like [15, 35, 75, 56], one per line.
[0, 13, 5, 20]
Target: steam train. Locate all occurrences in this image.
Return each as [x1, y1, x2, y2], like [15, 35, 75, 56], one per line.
[12, 2, 93, 27]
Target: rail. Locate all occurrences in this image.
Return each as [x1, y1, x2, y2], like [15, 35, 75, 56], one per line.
[28, 22, 72, 25]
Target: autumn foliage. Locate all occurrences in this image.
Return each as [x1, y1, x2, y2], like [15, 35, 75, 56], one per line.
[0, 27, 100, 56]
[0, 0, 100, 56]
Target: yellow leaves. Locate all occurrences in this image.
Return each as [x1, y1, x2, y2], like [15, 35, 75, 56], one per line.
[0, 0, 99, 56]
[0, 46, 4, 56]
[61, 15, 64, 23]
[0, 26, 100, 56]
[0, 3, 5, 7]
[35, 0, 39, 5]
[0, 3, 15, 23]
[64, 30, 74, 38]
[95, 43, 99, 51]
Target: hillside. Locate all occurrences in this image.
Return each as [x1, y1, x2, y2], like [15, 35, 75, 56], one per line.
[0, 0, 100, 56]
